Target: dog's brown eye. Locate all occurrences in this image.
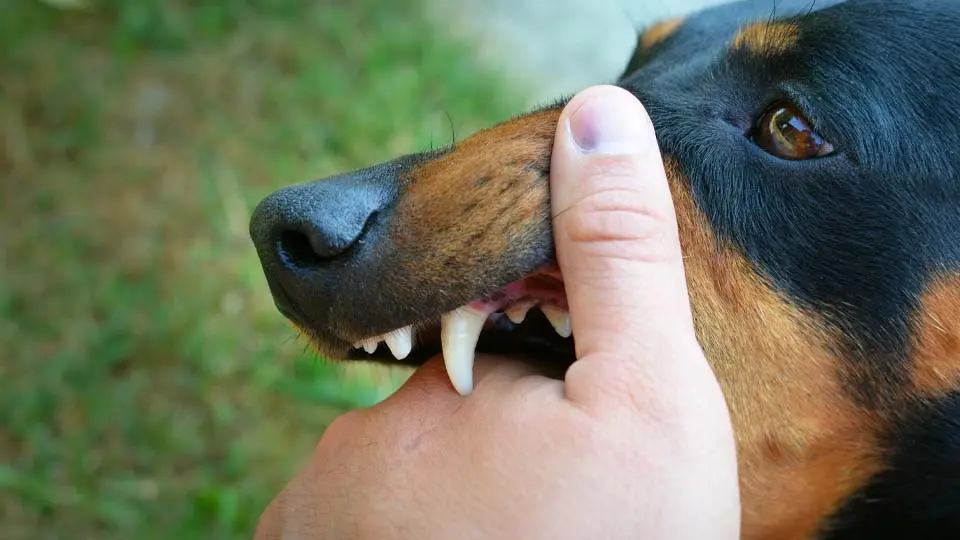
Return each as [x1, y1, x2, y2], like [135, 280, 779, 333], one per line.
[753, 105, 834, 160]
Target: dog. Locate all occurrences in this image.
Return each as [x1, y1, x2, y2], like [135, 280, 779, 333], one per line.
[248, 0, 960, 537]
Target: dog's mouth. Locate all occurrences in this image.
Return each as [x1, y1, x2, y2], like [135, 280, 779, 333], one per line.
[339, 267, 573, 394]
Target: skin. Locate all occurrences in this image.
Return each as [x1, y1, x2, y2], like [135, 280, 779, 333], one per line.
[253, 85, 741, 539]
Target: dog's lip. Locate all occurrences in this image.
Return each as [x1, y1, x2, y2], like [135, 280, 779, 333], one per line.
[339, 309, 577, 379]
[313, 266, 574, 371]
[341, 267, 566, 344]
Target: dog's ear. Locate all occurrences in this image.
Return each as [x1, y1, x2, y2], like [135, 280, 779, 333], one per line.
[618, 17, 684, 81]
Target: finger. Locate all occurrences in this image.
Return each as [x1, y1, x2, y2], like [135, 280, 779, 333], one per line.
[550, 85, 700, 400]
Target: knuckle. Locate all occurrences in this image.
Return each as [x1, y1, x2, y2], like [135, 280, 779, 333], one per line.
[557, 183, 679, 263]
[568, 355, 686, 427]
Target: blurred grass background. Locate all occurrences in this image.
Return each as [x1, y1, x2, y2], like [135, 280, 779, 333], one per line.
[0, 0, 526, 537]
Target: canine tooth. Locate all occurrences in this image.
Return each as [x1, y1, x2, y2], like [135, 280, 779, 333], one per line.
[504, 303, 533, 324]
[540, 306, 572, 338]
[362, 339, 378, 354]
[384, 326, 413, 360]
[440, 306, 488, 395]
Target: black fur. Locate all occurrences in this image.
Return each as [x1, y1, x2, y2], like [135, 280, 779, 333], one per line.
[622, 0, 960, 400]
[616, 0, 960, 536]
[823, 392, 960, 539]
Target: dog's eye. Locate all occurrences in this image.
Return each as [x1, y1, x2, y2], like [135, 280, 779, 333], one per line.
[752, 104, 834, 160]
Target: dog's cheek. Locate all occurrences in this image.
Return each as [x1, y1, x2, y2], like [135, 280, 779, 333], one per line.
[908, 274, 960, 399]
[386, 108, 562, 301]
[663, 156, 885, 538]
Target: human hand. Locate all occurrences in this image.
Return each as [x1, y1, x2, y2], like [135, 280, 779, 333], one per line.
[254, 85, 740, 540]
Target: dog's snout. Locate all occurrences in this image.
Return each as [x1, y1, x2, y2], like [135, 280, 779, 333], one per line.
[249, 155, 418, 336]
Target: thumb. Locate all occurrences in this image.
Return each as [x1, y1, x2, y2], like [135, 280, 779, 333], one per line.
[550, 85, 700, 403]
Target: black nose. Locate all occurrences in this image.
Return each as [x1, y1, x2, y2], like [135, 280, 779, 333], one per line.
[250, 171, 392, 271]
[248, 165, 400, 329]
[249, 153, 423, 336]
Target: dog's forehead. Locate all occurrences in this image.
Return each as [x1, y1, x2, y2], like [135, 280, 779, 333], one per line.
[622, 0, 846, 80]
[683, 0, 845, 32]
[639, 0, 958, 63]
[653, 0, 959, 46]
[656, 0, 843, 46]
[626, 0, 960, 173]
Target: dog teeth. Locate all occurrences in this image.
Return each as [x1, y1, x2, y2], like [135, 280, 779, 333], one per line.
[353, 327, 412, 359]
[384, 327, 413, 360]
[351, 302, 571, 393]
[440, 306, 488, 396]
[540, 306, 572, 338]
[504, 303, 534, 324]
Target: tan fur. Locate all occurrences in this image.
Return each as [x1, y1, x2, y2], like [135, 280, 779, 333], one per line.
[388, 109, 560, 291]
[641, 17, 685, 50]
[910, 275, 960, 398]
[732, 22, 801, 55]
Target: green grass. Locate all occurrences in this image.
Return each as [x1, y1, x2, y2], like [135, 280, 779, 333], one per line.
[0, 0, 525, 537]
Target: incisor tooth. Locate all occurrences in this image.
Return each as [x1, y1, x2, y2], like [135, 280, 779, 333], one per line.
[384, 326, 413, 359]
[504, 303, 533, 324]
[362, 339, 378, 354]
[540, 306, 572, 338]
[440, 306, 488, 395]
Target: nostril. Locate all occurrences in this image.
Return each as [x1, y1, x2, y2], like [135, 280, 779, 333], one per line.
[273, 210, 378, 269]
[277, 230, 327, 268]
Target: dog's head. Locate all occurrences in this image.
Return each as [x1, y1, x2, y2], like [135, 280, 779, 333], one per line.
[250, 0, 960, 537]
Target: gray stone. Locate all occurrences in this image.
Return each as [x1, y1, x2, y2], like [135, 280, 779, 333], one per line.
[430, 0, 731, 106]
